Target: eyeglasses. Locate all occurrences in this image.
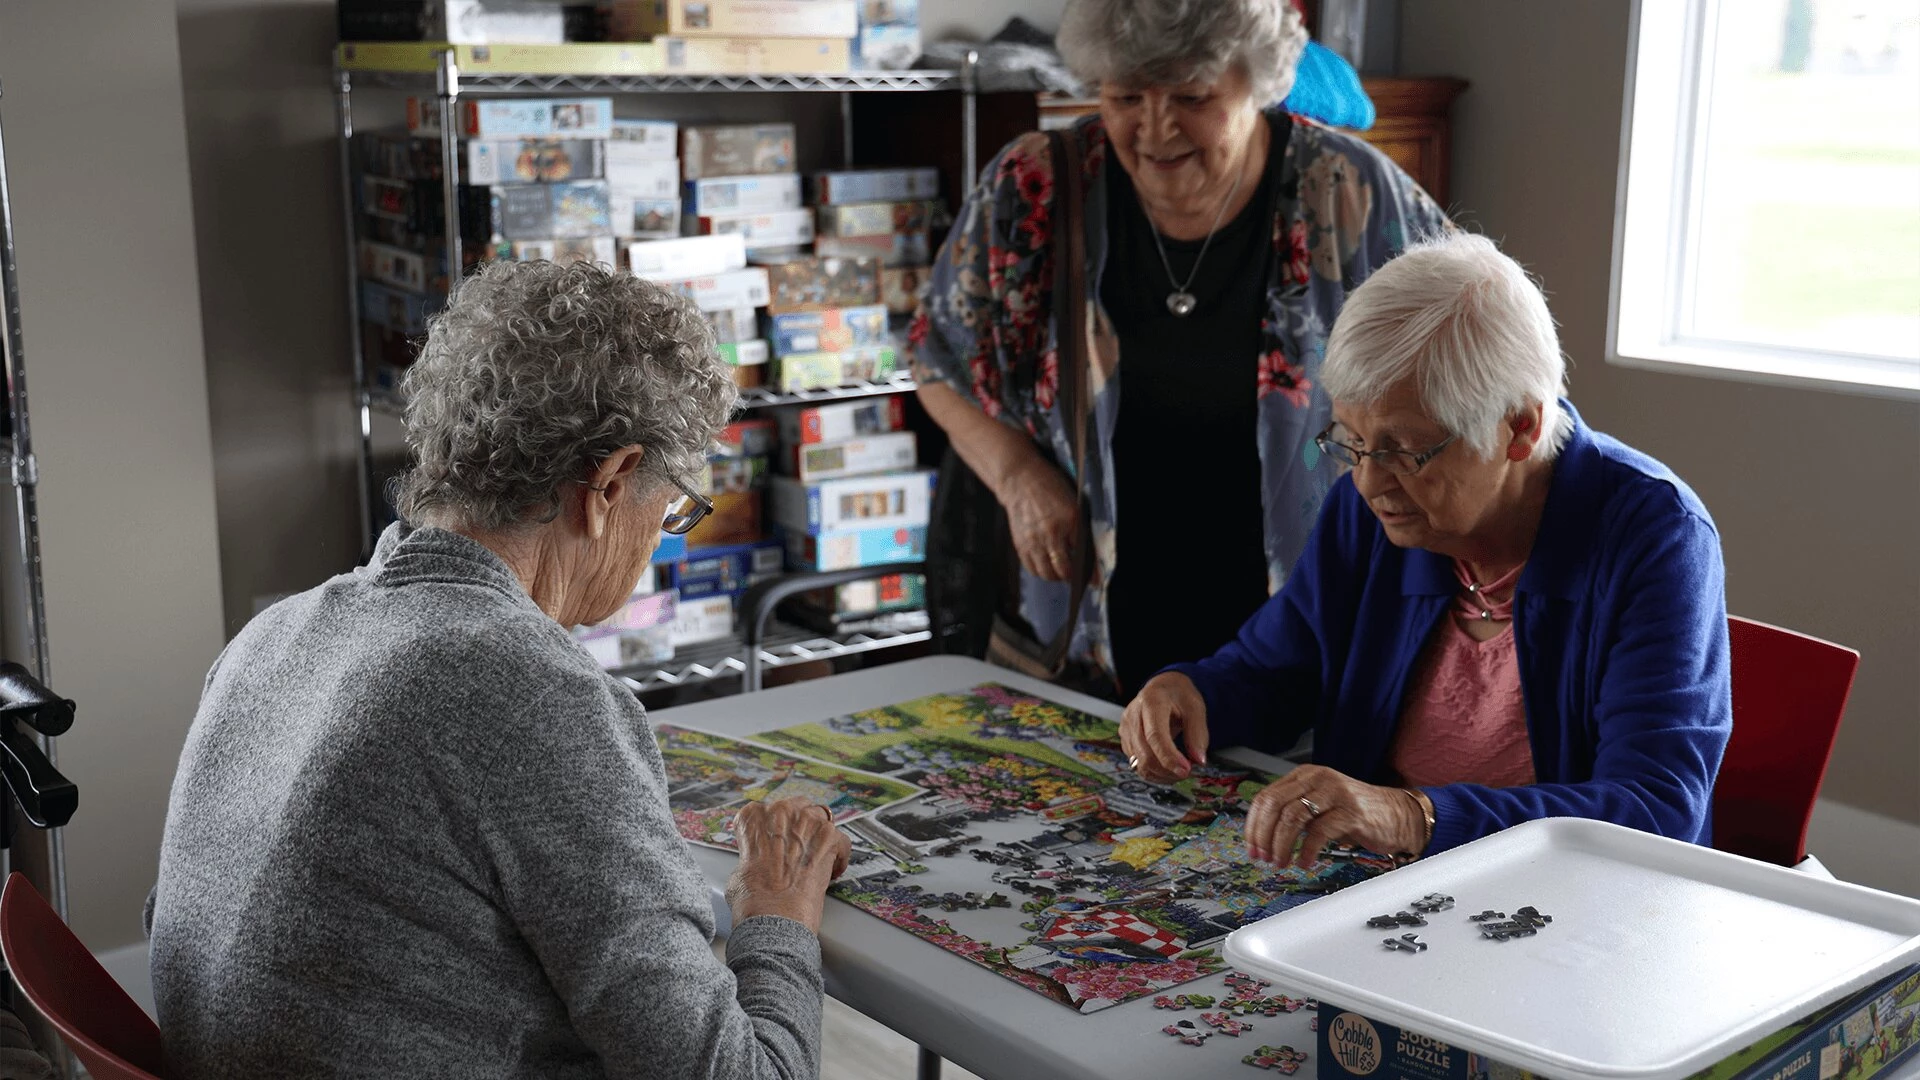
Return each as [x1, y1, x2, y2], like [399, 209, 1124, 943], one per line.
[661, 476, 713, 536]
[1315, 425, 1457, 477]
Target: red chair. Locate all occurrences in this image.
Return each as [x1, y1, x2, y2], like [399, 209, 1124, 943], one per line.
[1713, 616, 1860, 867]
[0, 872, 165, 1080]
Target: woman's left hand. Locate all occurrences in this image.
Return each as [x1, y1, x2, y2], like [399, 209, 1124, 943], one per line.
[1243, 765, 1429, 867]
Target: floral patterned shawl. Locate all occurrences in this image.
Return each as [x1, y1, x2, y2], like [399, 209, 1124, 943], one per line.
[909, 109, 1450, 684]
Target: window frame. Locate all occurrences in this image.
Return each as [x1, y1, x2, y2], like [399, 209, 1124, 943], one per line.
[1608, 0, 1920, 401]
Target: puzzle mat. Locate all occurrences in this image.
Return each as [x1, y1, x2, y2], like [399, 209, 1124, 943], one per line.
[757, 683, 1396, 1014]
[655, 723, 924, 852]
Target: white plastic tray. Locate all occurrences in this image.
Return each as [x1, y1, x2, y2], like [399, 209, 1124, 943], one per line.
[1224, 817, 1920, 1080]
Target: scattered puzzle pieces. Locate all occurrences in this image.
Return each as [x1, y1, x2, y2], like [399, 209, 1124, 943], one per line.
[1243, 1043, 1310, 1072]
[1201, 1012, 1255, 1036]
[1224, 971, 1272, 997]
[1162, 1019, 1213, 1047]
[1410, 893, 1455, 913]
[1308, 1015, 1319, 1032]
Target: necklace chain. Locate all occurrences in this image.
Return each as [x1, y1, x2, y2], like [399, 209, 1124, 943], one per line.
[1145, 160, 1247, 314]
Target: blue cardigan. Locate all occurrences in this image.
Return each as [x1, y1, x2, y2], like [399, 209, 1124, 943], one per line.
[1170, 403, 1731, 854]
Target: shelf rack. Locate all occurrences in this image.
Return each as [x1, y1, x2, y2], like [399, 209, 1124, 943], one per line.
[335, 49, 978, 553]
[619, 613, 931, 695]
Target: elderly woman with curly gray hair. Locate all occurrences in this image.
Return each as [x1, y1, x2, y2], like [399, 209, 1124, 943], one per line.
[147, 261, 852, 1079]
[913, 0, 1448, 698]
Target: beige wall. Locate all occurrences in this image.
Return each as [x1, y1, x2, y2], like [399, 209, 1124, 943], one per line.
[175, 0, 363, 635]
[1399, 2, 1920, 826]
[0, 3, 229, 948]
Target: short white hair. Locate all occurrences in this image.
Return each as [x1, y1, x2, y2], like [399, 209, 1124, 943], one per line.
[1056, 0, 1308, 107]
[1322, 232, 1574, 461]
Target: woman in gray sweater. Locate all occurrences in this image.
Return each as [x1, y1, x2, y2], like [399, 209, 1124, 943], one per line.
[147, 260, 851, 1079]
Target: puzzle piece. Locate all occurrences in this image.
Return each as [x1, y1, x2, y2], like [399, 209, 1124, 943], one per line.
[1224, 971, 1273, 997]
[1152, 995, 1181, 1010]
[1468, 909, 1506, 922]
[1366, 911, 1427, 929]
[1176, 994, 1217, 1009]
[1410, 893, 1455, 913]
[1201, 1011, 1255, 1036]
[1162, 1019, 1213, 1047]
[1383, 933, 1428, 953]
[1308, 1015, 1319, 1032]
[1243, 1044, 1310, 1072]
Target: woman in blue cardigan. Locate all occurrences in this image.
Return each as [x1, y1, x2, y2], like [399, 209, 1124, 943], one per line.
[1119, 232, 1732, 863]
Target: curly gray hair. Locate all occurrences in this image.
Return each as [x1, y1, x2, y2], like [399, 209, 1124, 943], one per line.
[1056, 0, 1308, 106]
[394, 260, 737, 531]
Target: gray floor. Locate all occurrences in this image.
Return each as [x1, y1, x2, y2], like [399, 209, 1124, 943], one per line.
[822, 994, 986, 1080]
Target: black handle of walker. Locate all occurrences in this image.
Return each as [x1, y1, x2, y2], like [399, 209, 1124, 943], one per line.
[738, 563, 929, 693]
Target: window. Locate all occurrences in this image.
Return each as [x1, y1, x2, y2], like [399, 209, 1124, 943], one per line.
[1611, 0, 1920, 398]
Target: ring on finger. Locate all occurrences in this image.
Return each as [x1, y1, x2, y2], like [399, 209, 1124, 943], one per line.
[815, 804, 834, 824]
[1126, 755, 1141, 770]
[1299, 796, 1324, 818]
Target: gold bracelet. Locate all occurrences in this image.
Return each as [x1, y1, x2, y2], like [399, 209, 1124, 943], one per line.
[1402, 788, 1435, 855]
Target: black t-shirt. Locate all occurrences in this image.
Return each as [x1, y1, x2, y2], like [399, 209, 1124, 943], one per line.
[1103, 130, 1281, 700]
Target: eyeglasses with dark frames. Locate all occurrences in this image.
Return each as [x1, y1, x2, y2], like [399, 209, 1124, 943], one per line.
[660, 476, 713, 536]
[579, 474, 713, 536]
[1315, 424, 1457, 477]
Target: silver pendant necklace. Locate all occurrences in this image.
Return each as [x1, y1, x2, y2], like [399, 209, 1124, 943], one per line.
[1146, 160, 1247, 317]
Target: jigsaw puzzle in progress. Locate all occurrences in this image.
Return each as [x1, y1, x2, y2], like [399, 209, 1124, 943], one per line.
[654, 723, 924, 851]
[755, 684, 1397, 1013]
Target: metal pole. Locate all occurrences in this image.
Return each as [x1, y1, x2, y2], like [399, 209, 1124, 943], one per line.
[917, 1045, 943, 1080]
[839, 90, 855, 170]
[335, 68, 377, 560]
[960, 51, 979, 191]
[436, 49, 464, 287]
[0, 85, 66, 924]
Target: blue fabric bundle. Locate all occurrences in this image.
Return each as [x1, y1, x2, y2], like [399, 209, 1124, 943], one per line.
[1283, 40, 1376, 130]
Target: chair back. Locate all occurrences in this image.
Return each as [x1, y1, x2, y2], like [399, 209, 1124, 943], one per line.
[1714, 616, 1860, 866]
[0, 872, 165, 1080]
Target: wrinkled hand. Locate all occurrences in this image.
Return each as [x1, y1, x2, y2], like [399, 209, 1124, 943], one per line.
[999, 457, 1078, 582]
[725, 798, 853, 934]
[1244, 765, 1430, 868]
[1120, 673, 1211, 784]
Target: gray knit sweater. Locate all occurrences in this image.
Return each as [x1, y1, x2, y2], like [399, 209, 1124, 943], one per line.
[148, 524, 824, 1079]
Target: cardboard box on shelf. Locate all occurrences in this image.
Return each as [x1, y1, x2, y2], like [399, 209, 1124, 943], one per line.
[815, 233, 930, 268]
[713, 417, 778, 459]
[685, 174, 804, 217]
[729, 361, 766, 389]
[680, 123, 799, 179]
[799, 572, 925, 617]
[626, 233, 747, 281]
[815, 200, 939, 239]
[688, 489, 767, 548]
[668, 539, 785, 602]
[338, 42, 663, 77]
[651, 531, 689, 565]
[783, 524, 926, 571]
[704, 306, 759, 343]
[669, 593, 736, 647]
[760, 254, 883, 313]
[609, 118, 678, 161]
[605, 157, 681, 201]
[812, 167, 939, 205]
[359, 280, 441, 335]
[689, 209, 815, 254]
[853, 0, 920, 70]
[663, 267, 772, 312]
[489, 180, 613, 240]
[465, 138, 606, 185]
[765, 305, 890, 357]
[504, 236, 618, 266]
[408, 96, 615, 139]
[770, 469, 935, 536]
[774, 397, 906, 446]
[716, 339, 771, 372]
[791, 431, 918, 482]
[770, 346, 897, 392]
[880, 266, 929, 316]
[614, 195, 681, 239]
[610, 0, 858, 39]
[658, 35, 852, 75]
[359, 239, 442, 292]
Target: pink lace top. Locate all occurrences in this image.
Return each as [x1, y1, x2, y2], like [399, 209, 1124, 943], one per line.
[1388, 559, 1537, 789]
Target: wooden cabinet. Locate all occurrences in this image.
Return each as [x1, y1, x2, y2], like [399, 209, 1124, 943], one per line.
[1031, 76, 1468, 207]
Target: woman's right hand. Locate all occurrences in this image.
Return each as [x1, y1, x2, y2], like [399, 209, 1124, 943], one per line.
[1000, 457, 1079, 582]
[1121, 673, 1211, 783]
[725, 798, 853, 934]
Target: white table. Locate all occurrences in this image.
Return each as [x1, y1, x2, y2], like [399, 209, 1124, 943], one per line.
[652, 656, 1314, 1080]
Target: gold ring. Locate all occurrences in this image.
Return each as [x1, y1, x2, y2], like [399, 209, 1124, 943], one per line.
[815, 804, 834, 824]
[1300, 796, 1324, 818]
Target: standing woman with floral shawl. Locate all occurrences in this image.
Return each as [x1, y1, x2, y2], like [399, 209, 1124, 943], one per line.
[910, 0, 1449, 698]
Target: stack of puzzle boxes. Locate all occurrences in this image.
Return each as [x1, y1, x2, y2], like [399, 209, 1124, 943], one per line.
[598, 0, 921, 74]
